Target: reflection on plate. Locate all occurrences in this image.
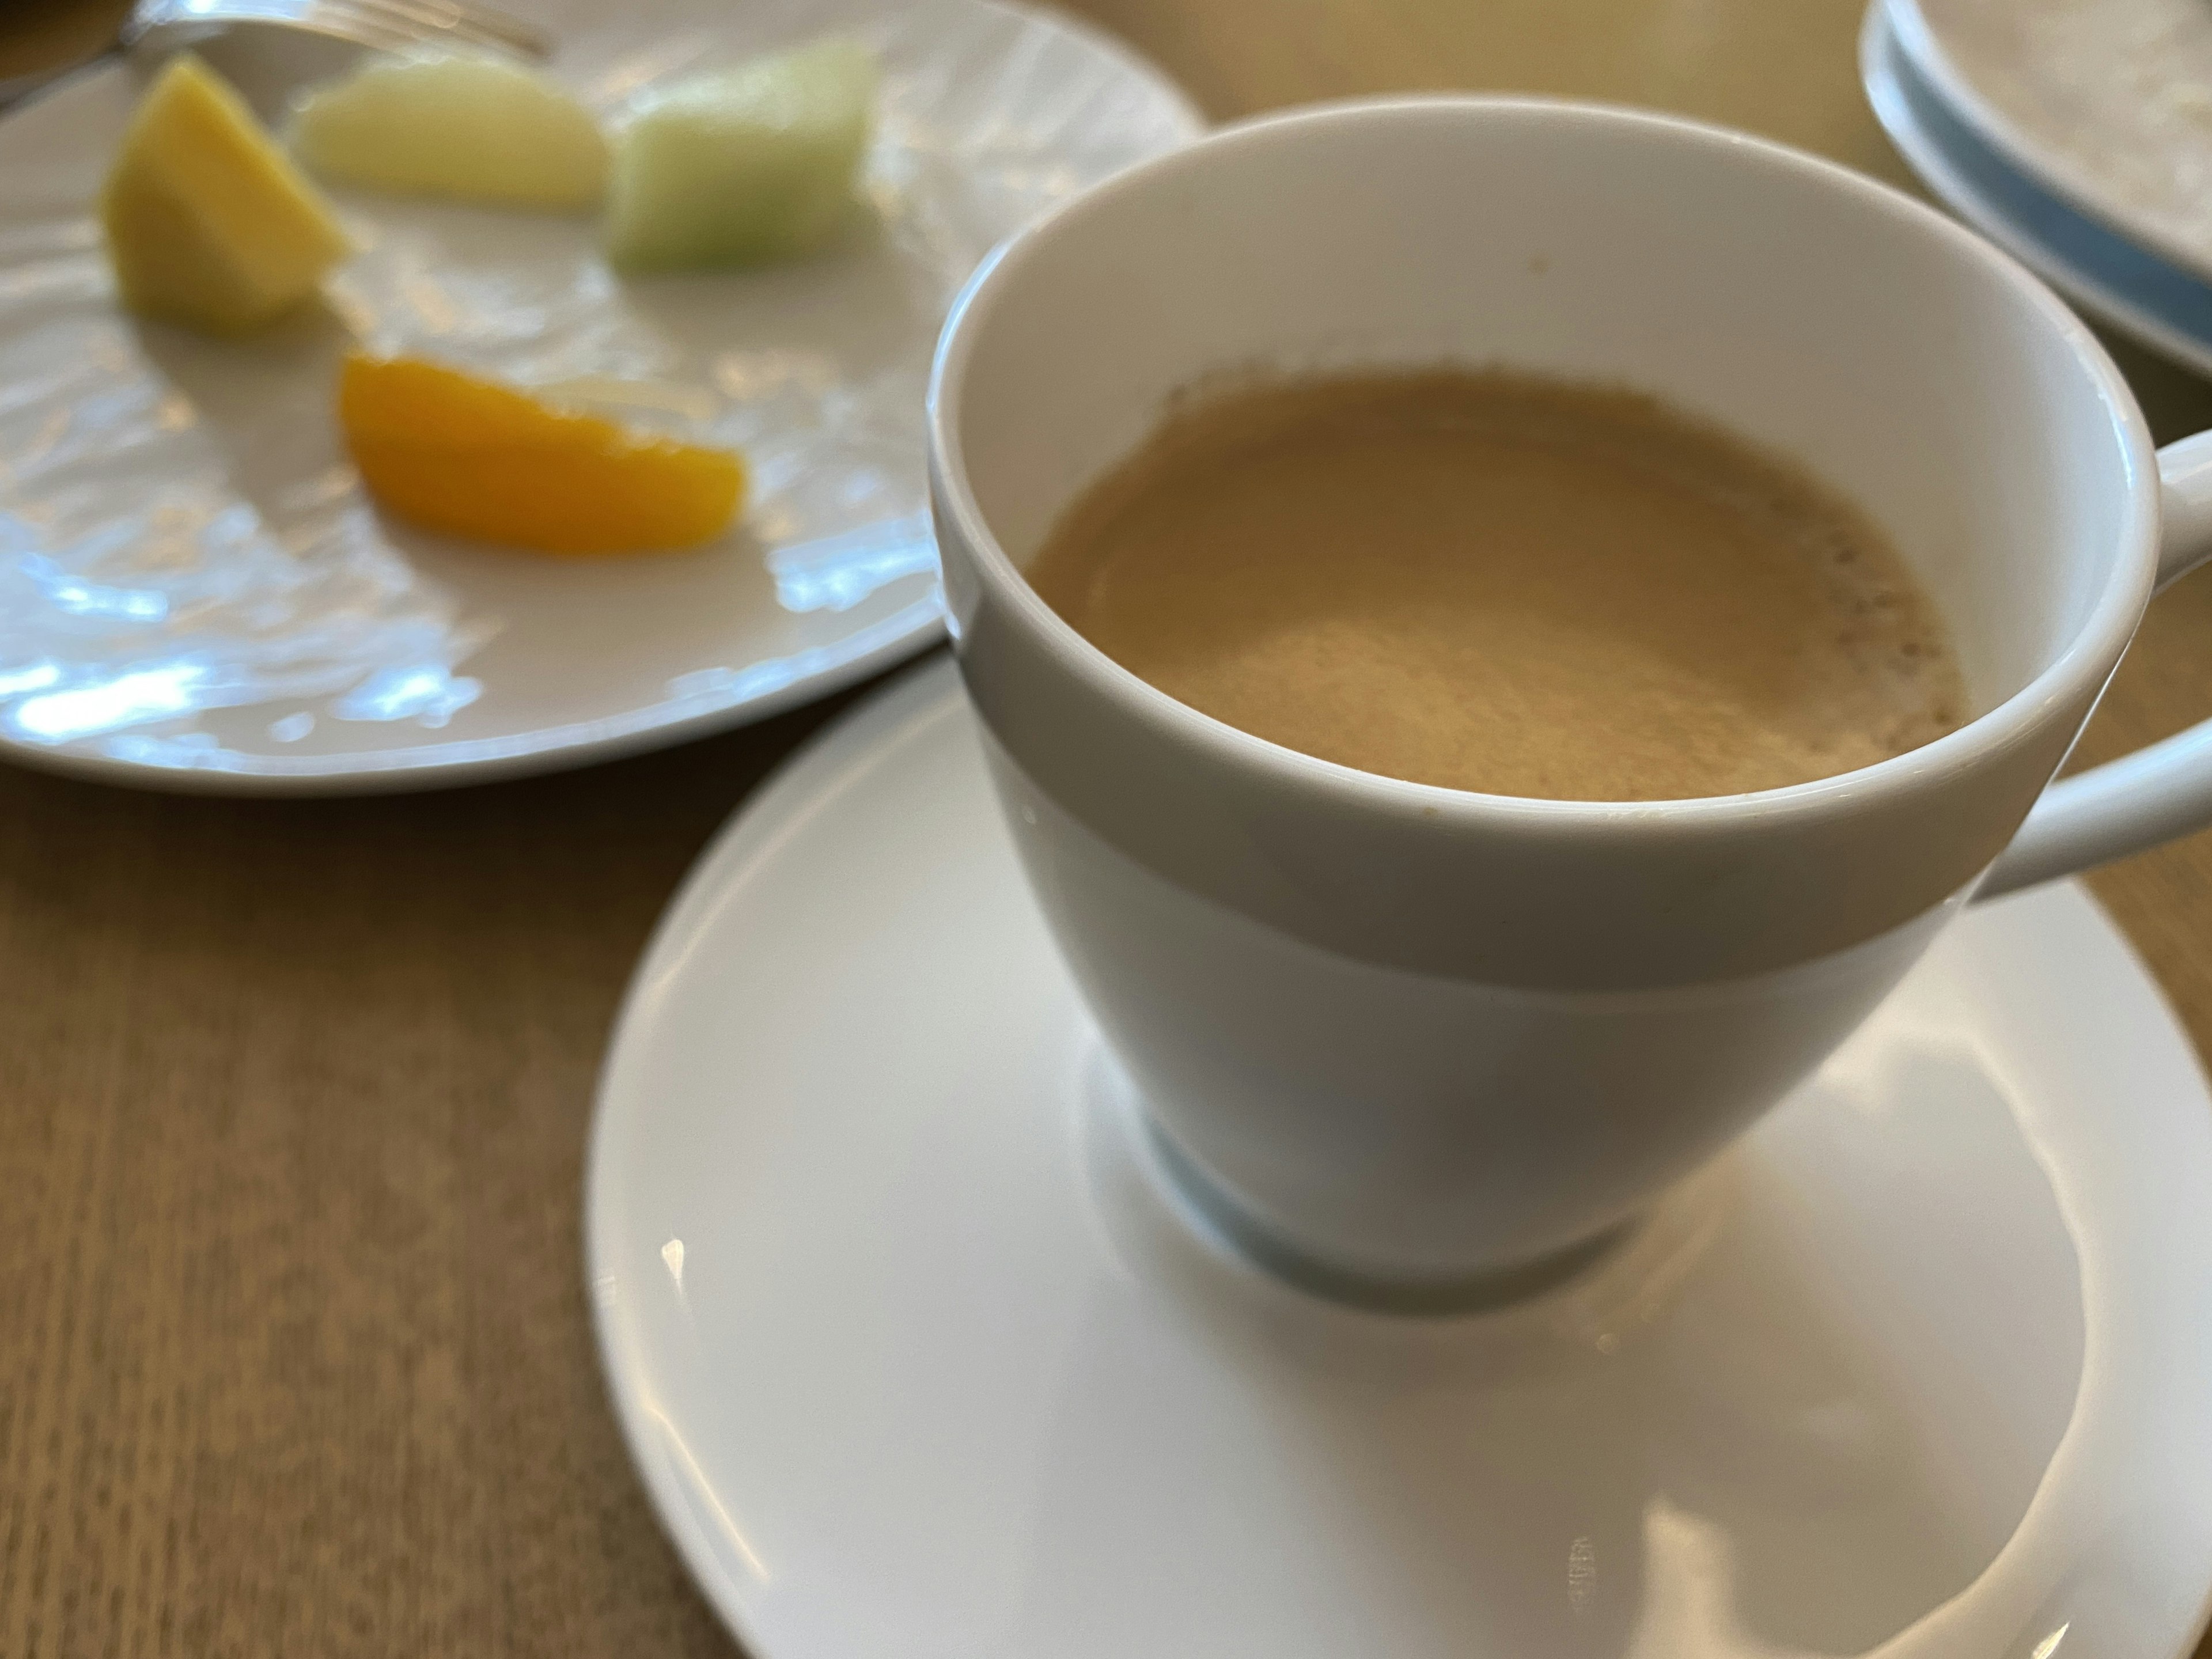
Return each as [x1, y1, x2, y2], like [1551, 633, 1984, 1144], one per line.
[1863, 1, 2212, 381]
[0, 0, 1201, 793]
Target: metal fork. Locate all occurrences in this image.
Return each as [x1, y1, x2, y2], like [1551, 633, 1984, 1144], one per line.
[122, 0, 554, 63]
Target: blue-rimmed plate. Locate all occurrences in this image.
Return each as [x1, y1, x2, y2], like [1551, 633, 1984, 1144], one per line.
[1863, 0, 2212, 381]
[1890, 0, 2212, 293]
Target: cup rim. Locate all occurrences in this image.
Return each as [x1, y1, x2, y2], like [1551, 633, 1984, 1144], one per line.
[926, 93, 2160, 839]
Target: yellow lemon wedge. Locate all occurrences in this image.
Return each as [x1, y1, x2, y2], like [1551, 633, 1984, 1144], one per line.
[338, 354, 746, 555]
[101, 54, 351, 335]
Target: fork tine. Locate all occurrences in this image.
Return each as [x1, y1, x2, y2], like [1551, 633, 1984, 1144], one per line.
[302, 1, 449, 53]
[126, 0, 419, 58]
[334, 0, 553, 59]
[124, 0, 555, 63]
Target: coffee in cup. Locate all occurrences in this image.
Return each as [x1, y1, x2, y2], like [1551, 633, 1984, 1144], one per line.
[1027, 366, 1965, 802]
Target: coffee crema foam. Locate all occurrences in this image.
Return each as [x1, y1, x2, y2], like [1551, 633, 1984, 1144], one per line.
[1026, 369, 1965, 802]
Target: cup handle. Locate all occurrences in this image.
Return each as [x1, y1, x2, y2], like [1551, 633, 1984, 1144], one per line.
[1981, 429, 2212, 897]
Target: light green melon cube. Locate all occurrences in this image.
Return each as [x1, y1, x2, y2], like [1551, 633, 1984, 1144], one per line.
[606, 38, 879, 274]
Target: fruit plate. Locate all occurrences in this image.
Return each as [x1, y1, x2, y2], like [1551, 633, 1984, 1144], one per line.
[0, 0, 1201, 793]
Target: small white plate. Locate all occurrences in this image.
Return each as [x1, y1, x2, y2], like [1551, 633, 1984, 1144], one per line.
[0, 0, 1199, 793]
[1891, 0, 2212, 290]
[1863, 1, 2212, 381]
[588, 657, 2212, 1659]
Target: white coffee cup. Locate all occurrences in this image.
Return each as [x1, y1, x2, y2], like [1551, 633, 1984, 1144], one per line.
[926, 97, 2212, 1289]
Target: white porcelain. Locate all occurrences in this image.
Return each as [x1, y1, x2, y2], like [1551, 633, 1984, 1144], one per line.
[586, 656, 2212, 1659]
[1889, 0, 2212, 289]
[0, 0, 1199, 793]
[1862, 2, 2212, 383]
[927, 96, 2212, 1284]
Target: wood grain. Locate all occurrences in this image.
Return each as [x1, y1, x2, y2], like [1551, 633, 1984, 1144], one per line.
[4, 2, 2209, 1655]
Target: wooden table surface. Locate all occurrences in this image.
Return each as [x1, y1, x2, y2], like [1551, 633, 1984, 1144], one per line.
[6, 2, 2211, 1656]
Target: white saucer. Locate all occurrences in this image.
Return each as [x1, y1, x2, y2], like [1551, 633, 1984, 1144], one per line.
[587, 658, 2212, 1659]
[1863, 1, 2212, 381]
[0, 0, 1199, 793]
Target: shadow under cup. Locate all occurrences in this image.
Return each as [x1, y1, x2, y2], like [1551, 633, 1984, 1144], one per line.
[927, 97, 2155, 1288]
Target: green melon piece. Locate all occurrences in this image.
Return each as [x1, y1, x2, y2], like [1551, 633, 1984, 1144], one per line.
[605, 38, 879, 274]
